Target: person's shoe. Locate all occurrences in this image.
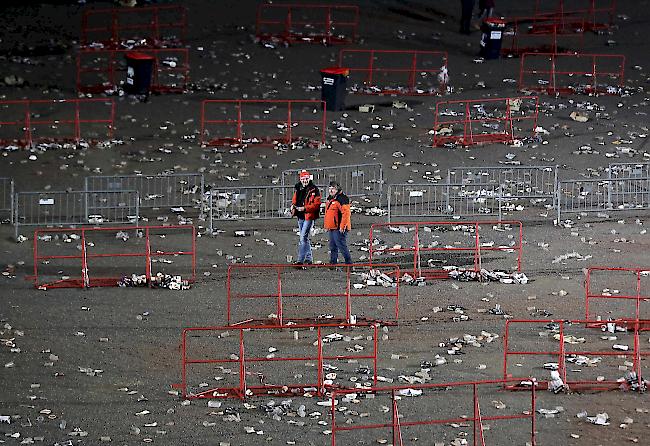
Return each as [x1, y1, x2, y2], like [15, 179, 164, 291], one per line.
[293, 261, 305, 270]
[304, 260, 313, 265]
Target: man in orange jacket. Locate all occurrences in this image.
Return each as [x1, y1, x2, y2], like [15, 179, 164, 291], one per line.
[324, 181, 352, 264]
[291, 170, 321, 265]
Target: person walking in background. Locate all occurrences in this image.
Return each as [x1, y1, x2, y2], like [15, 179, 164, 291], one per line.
[460, 0, 476, 34]
[477, 0, 495, 21]
[291, 170, 321, 265]
[324, 181, 352, 265]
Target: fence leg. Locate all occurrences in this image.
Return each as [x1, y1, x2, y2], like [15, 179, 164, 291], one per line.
[81, 228, 89, 288]
[239, 330, 246, 399]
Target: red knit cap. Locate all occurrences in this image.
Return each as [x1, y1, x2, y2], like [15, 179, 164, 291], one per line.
[299, 170, 310, 179]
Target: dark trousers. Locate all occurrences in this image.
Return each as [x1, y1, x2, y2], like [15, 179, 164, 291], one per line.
[460, 0, 476, 34]
[329, 230, 352, 264]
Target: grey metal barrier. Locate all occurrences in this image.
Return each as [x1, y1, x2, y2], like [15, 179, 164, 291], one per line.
[556, 177, 650, 221]
[0, 177, 14, 223]
[208, 185, 294, 230]
[608, 162, 650, 180]
[387, 183, 508, 222]
[14, 190, 139, 239]
[447, 165, 558, 201]
[281, 163, 384, 206]
[85, 173, 204, 221]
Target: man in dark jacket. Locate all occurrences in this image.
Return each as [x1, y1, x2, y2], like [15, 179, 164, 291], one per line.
[323, 181, 352, 265]
[291, 170, 321, 265]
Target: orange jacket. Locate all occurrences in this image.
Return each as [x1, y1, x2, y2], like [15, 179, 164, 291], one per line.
[324, 192, 351, 231]
[291, 182, 321, 220]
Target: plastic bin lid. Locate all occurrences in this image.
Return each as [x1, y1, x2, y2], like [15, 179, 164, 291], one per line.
[484, 17, 506, 25]
[320, 67, 349, 76]
[125, 51, 155, 60]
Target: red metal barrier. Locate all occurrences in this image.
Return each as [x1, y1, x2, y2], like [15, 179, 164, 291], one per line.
[534, 0, 616, 32]
[33, 225, 196, 289]
[200, 99, 326, 147]
[432, 96, 539, 147]
[338, 49, 448, 95]
[174, 323, 378, 400]
[503, 319, 649, 391]
[585, 267, 650, 323]
[519, 52, 625, 95]
[331, 379, 536, 446]
[0, 99, 114, 148]
[226, 263, 399, 326]
[76, 48, 189, 94]
[81, 5, 187, 48]
[255, 4, 359, 45]
[502, 17, 584, 57]
[369, 221, 523, 280]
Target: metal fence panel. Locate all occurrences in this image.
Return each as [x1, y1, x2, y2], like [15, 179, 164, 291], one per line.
[175, 323, 378, 400]
[200, 99, 326, 147]
[448, 165, 558, 202]
[387, 183, 508, 221]
[208, 185, 293, 228]
[77, 48, 190, 94]
[0, 98, 115, 148]
[14, 190, 139, 239]
[533, 0, 616, 31]
[519, 52, 625, 95]
[255, 4, 359, 45]
[331, 380, 536, 446]
[85, 173, 204, 219]
[282, 163, 383, 205]
[33, 225, 195, 289]
[0, 177, 13, 222]
[608, 162, 650, 180]
[556, 177, 650, 221]
[338, 49, 448, 95]
[369, 221, 523, 279]
[504, 319, 648, 391]
[81, 4, 187, 48]
[227, 263, 399, 326]
[585, 266, 650, 322]
[432, 96, 539, 147]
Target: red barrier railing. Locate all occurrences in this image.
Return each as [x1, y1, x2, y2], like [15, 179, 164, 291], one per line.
[33, 225, 196, 289]
[338, 49, 448, 95]
[585, 266, 650, 323]
[76, 48, 189, 94]
[519, 52, 625, 95]
[200, 99, 326, 147]
[432, 96, 539, 147]
[0, 99, 115, 148]
[533, 0, 616, 32]
[331, 379, 536, 446]
[503, 319, 649, 391]
[369, 221, 523, 280]
[255, 4, 359, 45]
[81, 5, 187, 48]
[226, 263, 400, 326]
[174, 323, 378, 400]
[501, 17, 584, 57]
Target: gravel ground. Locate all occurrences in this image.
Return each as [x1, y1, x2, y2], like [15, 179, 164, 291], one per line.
[0, 0, 649, 445]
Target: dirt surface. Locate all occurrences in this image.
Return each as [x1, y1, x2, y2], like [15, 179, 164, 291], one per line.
[0, 0, 650, 445]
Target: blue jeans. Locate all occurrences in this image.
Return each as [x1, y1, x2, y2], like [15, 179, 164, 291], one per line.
[329, 229, 352, 264]
[297, 219, 314, 263]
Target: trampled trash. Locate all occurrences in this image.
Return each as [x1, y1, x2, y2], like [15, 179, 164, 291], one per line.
[620, 371, 647, 392]
[118, 273, 191, 290]
[577, 411, 610, 426]
[448, 268, 529, 284]
[549, 370, 569, 394]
